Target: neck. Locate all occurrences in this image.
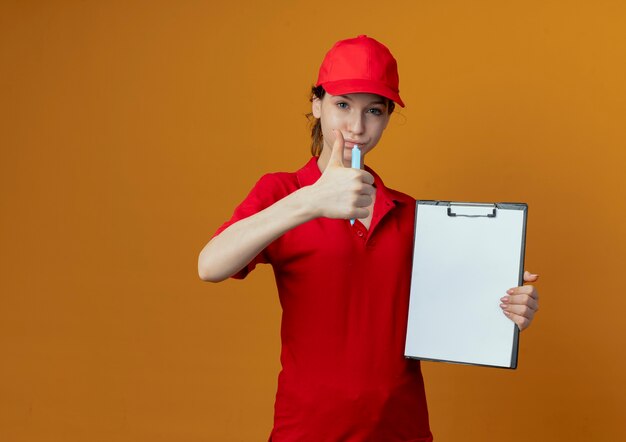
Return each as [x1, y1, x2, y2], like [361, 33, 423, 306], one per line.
[316, 147, 331, 172]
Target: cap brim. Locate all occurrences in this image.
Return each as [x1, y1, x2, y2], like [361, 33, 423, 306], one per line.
[320, 79, 405, 107]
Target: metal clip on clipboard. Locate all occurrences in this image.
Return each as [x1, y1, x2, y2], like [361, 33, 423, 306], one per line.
[447, 202, 497, 218]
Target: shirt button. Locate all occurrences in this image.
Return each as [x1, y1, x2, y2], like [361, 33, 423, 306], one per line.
[357, 231, 364, 237]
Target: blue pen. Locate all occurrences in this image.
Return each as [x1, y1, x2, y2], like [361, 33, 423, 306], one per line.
[350, 145, 361, 226]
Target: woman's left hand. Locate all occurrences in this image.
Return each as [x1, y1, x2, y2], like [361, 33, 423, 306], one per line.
[500, 270, 540, 331]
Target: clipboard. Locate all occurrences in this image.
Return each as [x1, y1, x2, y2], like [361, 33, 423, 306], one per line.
[404, 201, 528, 369]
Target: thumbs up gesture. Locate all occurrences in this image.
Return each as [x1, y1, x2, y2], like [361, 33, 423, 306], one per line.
[308, 130, 375, 220]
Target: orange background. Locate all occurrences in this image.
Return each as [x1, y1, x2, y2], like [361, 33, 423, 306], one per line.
[1, 1, 625, 441]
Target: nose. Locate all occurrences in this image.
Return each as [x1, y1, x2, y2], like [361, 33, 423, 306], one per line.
[347, 112, 365, 135]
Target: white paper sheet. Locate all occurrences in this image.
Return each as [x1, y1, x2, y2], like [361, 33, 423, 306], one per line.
[404, 202, 527, 368]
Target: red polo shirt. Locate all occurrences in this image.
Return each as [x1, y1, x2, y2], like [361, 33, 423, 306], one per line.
[215, 157, 432, 442]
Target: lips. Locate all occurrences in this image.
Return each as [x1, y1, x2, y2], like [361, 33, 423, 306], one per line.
[344, 140, 366, 148]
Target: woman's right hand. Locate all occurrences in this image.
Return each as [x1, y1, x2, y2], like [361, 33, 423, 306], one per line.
[306, 130, 375, 220]
[199, 130, 374, 282]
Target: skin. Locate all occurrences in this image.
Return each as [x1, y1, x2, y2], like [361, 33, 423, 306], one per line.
[313, 92, 391, 169]
[502, 271, 540, 330]
[312, 92, 391, 229]
[198, 92, 539, 330]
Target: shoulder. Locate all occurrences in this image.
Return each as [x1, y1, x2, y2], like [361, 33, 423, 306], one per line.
[241, 167, 304, 210]
[251, 157, 318, 197]
[250, 170, 300, 199]
[218, 169, 300, 230]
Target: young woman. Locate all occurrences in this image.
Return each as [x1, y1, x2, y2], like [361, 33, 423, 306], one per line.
[198, 35, 539, 442]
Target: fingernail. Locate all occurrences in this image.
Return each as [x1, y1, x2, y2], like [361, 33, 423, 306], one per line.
[503, 310, 511, 316]
[500, 296, 509, 302]
[499, 303, 507, 309]
[506, 289, 513, 295]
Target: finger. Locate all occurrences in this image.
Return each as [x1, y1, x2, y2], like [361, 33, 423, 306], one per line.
[506, 285, 536, 297]
[328, 129, 345, 167]
[355, 194, 373, 208]
[501, 294, 539, 311]
[353, 207, 370, 219]
[503, 311, 531, 331]
[500, 302, 536, 320]
[523, 270, 539, 282]
[360, 170, 375, 185]
[358, 183, 375, 196]
[508, 288, 539, 305]
[351, 177, 374, 194]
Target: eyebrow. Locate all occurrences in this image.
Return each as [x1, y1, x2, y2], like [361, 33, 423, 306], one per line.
[337, 95, 387, 106]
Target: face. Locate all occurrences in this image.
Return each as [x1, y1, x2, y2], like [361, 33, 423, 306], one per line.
[312, 92, 391, 166]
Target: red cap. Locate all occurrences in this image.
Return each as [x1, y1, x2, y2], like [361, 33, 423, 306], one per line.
[316, 35, 405, 107]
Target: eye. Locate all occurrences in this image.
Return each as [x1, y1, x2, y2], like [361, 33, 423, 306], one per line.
[337, 102, 349, 109]
[367, 108, 383, 116]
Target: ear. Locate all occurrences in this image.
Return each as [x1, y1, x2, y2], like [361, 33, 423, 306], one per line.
[312, 97, 322, 119]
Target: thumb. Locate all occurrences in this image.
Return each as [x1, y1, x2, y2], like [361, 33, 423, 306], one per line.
[523, 270, 539, 282]
[328, 130, 345, 167]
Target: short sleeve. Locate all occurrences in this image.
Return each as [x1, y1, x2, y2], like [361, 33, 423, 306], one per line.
[212, 173, 294, 279]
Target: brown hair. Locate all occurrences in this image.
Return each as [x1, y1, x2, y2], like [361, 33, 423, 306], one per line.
[306, 86, 396, 157]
